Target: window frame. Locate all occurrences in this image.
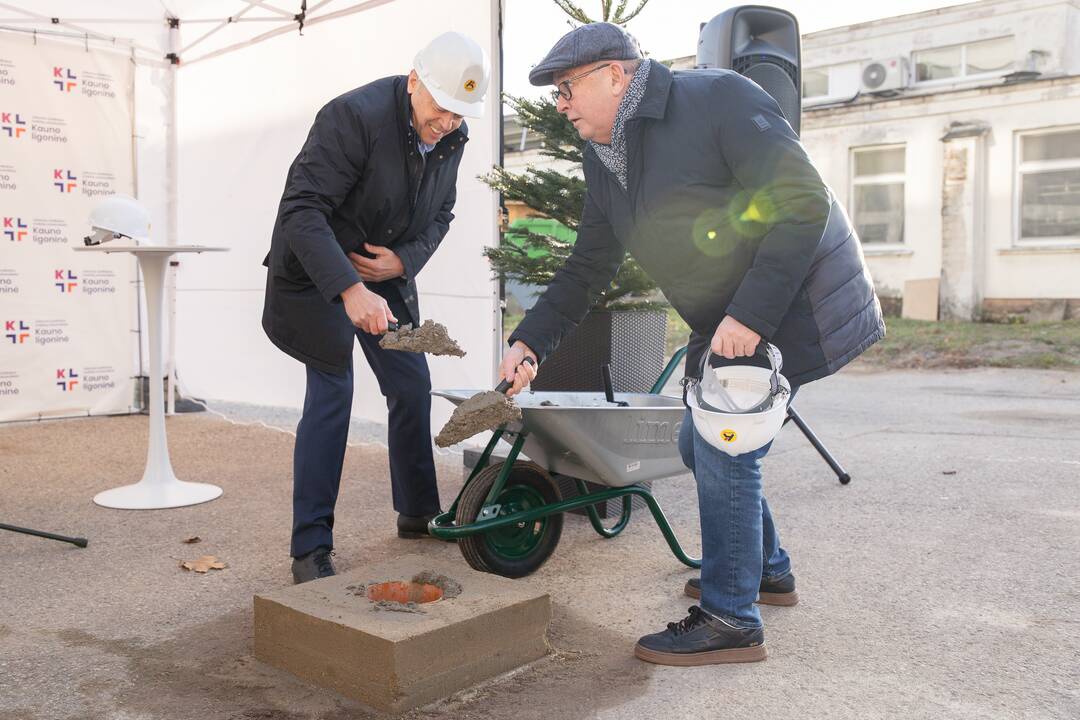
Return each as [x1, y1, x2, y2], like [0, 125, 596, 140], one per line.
[801, 66, 831, 100]
[912, 36, 1015, 87]
[850, 143, 908, 249]
[1013, 124, 1080, 247]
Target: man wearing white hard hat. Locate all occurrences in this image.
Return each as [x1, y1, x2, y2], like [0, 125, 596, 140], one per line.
[262, 32, 489, 583]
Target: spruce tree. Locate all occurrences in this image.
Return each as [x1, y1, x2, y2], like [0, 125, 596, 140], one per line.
[481, 0, 659, 310]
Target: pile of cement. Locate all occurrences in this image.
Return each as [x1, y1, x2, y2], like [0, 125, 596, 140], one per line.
[379, 320, 465, 357]
[411, 571, 462, 599]
[372, 600, 424, 614]
[346, 572, 461, 614]
[435, 391, 522, 447]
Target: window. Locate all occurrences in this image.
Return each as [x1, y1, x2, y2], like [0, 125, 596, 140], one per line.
[851, 145, 905, 245]
[802, 68, 829, 99]
[914, 36, 1014, 83]
[801, 63, 861, 102]
[1017, 127, 1080, 243]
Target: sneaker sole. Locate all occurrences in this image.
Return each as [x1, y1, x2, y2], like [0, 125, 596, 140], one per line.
[758, 590, 799, 606]
[683, 580, 799, 607]
[398, 530, 457, 542]
[634, 642, 767, 666]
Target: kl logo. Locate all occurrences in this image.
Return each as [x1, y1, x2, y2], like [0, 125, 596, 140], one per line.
[55, 269, 77, 292]
[53, 67, 77, 92]
[1, 112, 26, 138]
[56, 368, 78, 391]
[3, 217, 28, 241]
[54, 169, 77, 193]
[4, 320, 30, 344]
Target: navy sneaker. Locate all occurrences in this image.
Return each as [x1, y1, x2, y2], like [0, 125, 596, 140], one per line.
[397, 512, 441, 539]
[684, 572, 798, 606]
[634, 606, 766, 666]
[291, 547, 336, 584]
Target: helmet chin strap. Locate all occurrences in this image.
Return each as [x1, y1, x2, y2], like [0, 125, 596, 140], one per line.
[83, 228, 115, 246]
[83, 229, 134, 247]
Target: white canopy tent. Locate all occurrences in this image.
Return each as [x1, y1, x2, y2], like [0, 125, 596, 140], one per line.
[0, 0, 504, 433]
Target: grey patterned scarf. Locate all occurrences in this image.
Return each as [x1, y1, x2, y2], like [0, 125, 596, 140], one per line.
[589, 58, 651, 191]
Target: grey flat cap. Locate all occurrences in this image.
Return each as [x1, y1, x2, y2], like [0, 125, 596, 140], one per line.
[528, 22, 643, 86]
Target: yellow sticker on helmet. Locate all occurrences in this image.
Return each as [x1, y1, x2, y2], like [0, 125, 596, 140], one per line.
[721, 429, 737, 443]
[464, 79, 477, 92]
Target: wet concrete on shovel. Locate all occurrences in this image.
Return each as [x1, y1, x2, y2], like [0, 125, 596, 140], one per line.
[435, 390, 522, 447]
[379, 320, 465, 357]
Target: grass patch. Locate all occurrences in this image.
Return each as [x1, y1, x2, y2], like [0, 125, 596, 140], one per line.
[505, 311, 1080, 371]
[858, 318, 1080, 370]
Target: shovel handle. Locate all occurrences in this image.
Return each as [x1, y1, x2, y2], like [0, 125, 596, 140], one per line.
[495, 356, 536, 394]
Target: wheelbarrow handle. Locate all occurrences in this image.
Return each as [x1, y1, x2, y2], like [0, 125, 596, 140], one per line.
[495, 356, 536, 394]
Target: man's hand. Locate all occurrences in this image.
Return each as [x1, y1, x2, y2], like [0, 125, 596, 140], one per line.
[711, 315, 761, 359]
[348, 243, 405, 282]
[341, 282, 397, 335]
[499, 341, 538, 397]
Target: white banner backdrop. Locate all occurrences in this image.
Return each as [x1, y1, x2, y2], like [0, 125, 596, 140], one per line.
[0, 32, 137, 422]
[173, 0, 501, 432]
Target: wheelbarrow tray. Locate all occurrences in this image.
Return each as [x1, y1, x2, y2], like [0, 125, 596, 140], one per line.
[431, 390, 688, 488]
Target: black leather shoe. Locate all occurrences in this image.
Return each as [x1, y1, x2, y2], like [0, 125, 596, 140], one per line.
[635, 606, 766, 666]
[291, 547, 336, 584]
[397, 512, 440, 539]
[685, 572, 798, 606]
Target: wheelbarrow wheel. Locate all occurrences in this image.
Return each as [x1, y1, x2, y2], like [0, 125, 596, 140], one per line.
[455, 460, 563, 578]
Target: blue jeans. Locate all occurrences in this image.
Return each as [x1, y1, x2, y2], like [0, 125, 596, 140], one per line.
[677, 389, 796, 628]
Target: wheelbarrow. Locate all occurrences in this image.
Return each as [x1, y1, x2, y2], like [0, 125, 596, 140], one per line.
[430, 347, 851, 578]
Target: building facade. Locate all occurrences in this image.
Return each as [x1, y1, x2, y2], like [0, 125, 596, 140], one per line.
[798, 0, 1080, 320]
[502, 0, 1080, 320]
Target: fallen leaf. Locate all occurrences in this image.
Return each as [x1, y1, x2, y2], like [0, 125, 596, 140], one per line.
[942, 470, 957, 476]
[182, 536, 201, 544]
[180, 555, 226, 573]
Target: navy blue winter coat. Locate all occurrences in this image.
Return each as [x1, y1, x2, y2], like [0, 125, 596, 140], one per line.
[509, 61, 884, 385]
[263, 75, 467, 374]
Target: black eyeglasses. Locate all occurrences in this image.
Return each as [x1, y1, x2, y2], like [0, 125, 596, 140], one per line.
[550, 62, 613, 102]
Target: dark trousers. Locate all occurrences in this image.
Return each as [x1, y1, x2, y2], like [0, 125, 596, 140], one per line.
[290, 328, 440, 557]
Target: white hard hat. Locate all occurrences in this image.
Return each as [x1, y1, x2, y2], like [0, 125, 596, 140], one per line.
[414, 31, 489, 119]
[685, 343, 791, 457]
[84, 194, 153, 246]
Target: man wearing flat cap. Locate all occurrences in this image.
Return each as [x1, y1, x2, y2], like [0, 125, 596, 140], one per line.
[500, 22, 884, 665]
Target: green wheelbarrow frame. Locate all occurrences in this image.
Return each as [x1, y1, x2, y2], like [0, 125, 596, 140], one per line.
[428, 346, 701, 571]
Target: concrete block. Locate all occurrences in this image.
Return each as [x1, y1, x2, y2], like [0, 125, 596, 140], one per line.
[902, 277, 940, 321]
[254, 554, 551, 713]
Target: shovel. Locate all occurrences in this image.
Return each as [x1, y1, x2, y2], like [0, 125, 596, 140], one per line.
[379, 320, 465, 357]
[435, 357, 536, 447]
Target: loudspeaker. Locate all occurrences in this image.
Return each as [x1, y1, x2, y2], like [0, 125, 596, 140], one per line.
[696, 5, 802, 136]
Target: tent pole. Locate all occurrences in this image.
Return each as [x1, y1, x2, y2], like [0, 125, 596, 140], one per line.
[492, 0, 505, 385]
[166, 17, 179, 416]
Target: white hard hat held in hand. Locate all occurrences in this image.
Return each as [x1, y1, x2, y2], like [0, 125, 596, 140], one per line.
[685, 343, 791, 457]
[413, 31, 490, 119]
[84, 194, 153, 246]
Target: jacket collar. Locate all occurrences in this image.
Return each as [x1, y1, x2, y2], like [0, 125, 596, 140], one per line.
[632, 60, 673, 120]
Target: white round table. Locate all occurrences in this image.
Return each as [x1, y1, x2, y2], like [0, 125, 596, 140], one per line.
[75, 244, 227, 509]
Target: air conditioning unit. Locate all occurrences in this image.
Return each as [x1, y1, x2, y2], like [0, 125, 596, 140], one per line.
[860, 57, 909, 93]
